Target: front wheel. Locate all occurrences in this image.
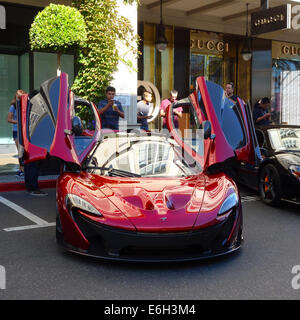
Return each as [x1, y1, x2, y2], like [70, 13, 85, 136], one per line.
[259, 164, 281, 206]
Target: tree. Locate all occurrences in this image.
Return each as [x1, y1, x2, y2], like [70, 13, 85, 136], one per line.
[29, 3, 87, 76]
[71, 0, 139, 103]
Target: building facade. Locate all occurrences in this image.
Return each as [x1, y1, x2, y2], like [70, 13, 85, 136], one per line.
[1, 0, 300, 149]
[0, 1, 74, 147]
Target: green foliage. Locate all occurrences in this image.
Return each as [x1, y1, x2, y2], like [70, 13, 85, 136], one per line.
[123, 0, 140, 4]
[72, 0, 140, 103]
[29, 4, 87, 53]
[75, 104, 96, 130]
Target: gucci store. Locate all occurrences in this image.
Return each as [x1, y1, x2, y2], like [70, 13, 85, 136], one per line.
[138, 24, 251, 130]
[139, 21, 300, 127]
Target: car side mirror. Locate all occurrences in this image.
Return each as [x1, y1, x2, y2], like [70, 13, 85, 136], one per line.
[203, 121, 215, 140]
[72, 116, 83, 136]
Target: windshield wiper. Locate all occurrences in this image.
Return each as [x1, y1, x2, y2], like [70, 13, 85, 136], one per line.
[85, 165, 141, 177]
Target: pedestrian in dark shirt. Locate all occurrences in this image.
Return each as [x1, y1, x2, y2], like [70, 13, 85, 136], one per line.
[253, 97, 271, 126]
[98, 86, 125, 130]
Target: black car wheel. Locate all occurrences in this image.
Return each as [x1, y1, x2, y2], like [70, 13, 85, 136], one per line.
[259, 164, 281, 205]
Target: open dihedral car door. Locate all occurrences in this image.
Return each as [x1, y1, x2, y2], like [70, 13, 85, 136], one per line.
[196, 77, 261, 165]
[19, 72, 101, 166]
[165, 95, 206, 171]
[166, 76, 261, 172]
[196, 77, 262, 166]
[165, 77, 236, 172]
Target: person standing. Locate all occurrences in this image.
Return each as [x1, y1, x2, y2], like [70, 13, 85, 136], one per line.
[253, 97, 272, 126]
[160, 90, 182, 129]
[24, 89, 48, 196]
[98, 86, 125, 131]
[137, 91, 153, 131]
[7, 89, 26, 177]
[24, 161, 48, 196]
[224, 82, 238, 103]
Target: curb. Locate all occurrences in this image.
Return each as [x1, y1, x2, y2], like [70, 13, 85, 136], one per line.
[0, 179, 56, 192]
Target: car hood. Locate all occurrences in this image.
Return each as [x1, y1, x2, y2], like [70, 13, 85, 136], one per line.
[89, 174, 207, 232]
[275, 152, 300, 167]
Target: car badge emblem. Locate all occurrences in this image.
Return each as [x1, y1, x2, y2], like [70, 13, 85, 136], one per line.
[161, 217, 167, 221]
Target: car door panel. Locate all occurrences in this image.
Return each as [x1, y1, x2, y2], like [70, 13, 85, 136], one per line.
[197, 77, 236, 166]
[20, 72, 101, 166]
[166, 76, 261, 172]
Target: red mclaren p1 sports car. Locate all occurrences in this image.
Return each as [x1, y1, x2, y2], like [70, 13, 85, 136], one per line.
[18, 73, 258, 262]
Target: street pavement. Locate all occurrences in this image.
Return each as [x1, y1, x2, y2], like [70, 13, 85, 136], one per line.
[0, 152, 58, 191]
[0, 186, 299, 300]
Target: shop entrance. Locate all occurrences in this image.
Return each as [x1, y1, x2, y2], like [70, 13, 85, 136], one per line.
[190, 53, 223, 89]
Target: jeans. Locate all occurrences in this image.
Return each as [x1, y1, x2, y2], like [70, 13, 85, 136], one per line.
[24, 162, 40, 191]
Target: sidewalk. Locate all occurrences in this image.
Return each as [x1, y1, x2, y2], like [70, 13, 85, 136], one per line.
[0, 152, 57, 192]
[0, 152, 19, 174]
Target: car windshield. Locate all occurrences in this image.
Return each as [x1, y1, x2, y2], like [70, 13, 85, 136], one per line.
[268, 128, 300, 152]
[86, 132, 203, 177]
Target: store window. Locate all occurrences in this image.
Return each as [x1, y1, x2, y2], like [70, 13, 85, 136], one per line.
[272, 59, 300, 125]
[33, 52, 74, 89]
[0, 52, 74, 145]
[190, 54, 224, 87]
[0, 54, 19, 144]
[20, 53, 30, 93]
[190, 31, 236, 91]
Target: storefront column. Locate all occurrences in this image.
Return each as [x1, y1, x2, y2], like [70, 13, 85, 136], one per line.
[251, 38, 272, 105]
[111, 0, 139, 130]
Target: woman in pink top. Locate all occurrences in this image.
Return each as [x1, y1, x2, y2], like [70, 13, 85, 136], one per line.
[160, 90, 182, 129]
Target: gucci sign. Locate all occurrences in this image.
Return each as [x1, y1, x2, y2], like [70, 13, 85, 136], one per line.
[190, 39, 229, 53]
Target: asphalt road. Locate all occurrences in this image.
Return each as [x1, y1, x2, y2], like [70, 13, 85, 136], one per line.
[0, 186, 299, 300]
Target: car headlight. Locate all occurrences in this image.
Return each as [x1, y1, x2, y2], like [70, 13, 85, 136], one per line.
[289, 165, 300, 180]
[65, 194, 102, 217]
[218, 193, 238, 216]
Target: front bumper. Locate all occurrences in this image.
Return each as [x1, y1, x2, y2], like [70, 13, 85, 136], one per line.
[57, 207, 243, 262]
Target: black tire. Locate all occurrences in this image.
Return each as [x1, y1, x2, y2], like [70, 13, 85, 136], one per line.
[259, 164, 281, 205]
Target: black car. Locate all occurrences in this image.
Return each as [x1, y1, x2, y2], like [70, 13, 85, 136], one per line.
[237, 125, 300, 205]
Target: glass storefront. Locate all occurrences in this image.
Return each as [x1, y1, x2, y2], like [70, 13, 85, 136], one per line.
[190, 54, 223, 87]
[272, 59, 300, 125]
[139, 26, 248, 132]
[272, 41, 300, 125]
[33, 52, 74, 90]
[0, 52, 74, 145]
[0, 54, 19, 144]
[0, 3, 75, 147]
[190, 31, 236, 91]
